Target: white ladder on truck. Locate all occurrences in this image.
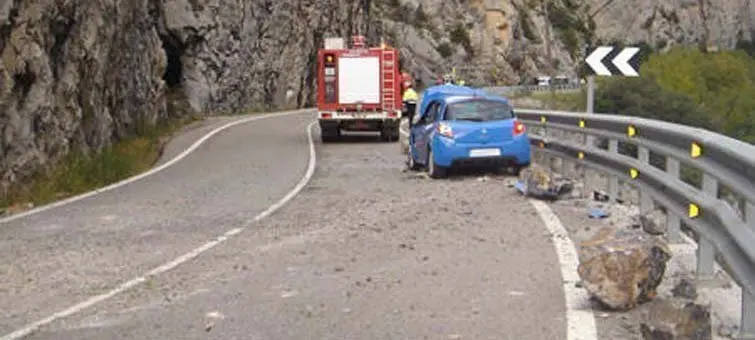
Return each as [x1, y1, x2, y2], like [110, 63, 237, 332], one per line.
[381, 50, 396, 112]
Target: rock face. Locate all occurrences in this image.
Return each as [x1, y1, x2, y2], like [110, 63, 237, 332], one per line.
[640, 298, 712, 340]
[577, 227, 672, 310]
[587, 0, 753, 50]
[384, 0, 755, 87]
[0, 0, 374, 190]
[1, 0, 171, 190]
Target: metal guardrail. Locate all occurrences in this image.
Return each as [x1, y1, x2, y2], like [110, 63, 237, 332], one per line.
[483, 84, 582, 96]
[515, 108, 755, 336]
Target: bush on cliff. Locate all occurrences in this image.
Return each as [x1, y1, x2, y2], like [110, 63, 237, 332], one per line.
[596, 46, 755, 143]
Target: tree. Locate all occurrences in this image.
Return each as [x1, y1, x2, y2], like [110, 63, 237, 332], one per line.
[597, 46, 755, 143]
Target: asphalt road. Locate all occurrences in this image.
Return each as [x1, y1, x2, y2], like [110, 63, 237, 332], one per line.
[0, 111, 570, 339]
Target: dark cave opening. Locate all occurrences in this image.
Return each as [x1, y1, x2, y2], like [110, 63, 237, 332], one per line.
[161, 36, 184, 88]
[13, 63, 36, 107]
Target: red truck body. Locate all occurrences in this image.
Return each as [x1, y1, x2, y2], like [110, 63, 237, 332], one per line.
[316, 36, 403, 142]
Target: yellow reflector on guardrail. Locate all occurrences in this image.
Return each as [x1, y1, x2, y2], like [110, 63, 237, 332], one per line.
[628, 125, 636, 137]
[691, 142, 702, 158]
[578, 152, 584, 159]
[541, 116, 546, 123]
[579, 120, 586, 128]
[689, 203, 700, 218]
[629, 168, 639, 179]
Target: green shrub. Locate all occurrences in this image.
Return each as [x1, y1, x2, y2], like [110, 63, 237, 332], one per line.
[448, 21, 473, 54]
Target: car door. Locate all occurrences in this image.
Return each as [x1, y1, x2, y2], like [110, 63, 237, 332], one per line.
[412, 101, 439, 164]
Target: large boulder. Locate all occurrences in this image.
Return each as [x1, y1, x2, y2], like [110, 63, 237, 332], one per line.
[640, 298, 712, 340]
[577, 227, 672, 310]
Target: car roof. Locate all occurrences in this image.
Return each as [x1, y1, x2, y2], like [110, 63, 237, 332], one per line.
[418, 84, 492, 115]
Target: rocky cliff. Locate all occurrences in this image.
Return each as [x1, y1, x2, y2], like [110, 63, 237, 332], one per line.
[387, 0, 755, 86]
[0, 0, 753, 191]
[0, 0, 375, 190]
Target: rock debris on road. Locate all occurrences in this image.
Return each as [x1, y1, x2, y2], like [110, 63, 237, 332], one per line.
[3, 113, 571, 339]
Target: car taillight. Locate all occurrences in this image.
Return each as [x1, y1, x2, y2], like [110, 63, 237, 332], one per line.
[436, 123, 453, 138]
[513, 120, 525, 136]
[322, 113, 332, 119]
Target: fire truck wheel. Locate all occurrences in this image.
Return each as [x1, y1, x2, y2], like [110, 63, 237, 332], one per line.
[380, 127, 400, 142]
[320, 127, 340, 143]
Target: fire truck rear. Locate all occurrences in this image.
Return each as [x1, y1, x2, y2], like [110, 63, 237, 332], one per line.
[316, 36, 403, 143]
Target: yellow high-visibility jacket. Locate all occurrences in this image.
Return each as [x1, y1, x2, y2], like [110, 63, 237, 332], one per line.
[403, 88, 419, 102]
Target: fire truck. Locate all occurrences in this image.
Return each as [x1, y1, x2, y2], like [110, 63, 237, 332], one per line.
[316, 35, 407, 143]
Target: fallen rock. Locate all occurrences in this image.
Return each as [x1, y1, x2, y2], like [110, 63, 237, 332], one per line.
[593, 190, 610, 202]
[639, 208, 667, 236]
[640, 298, 712, 340]
[577, 227, 672, 310]
[604, 203, 641, 229]
[717, 324, 737, 338]
[671, 277, 698, 300]
[516, 165, 574, 200]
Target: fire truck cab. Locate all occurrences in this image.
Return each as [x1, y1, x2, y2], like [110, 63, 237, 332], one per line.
[316, 36, 403, 143]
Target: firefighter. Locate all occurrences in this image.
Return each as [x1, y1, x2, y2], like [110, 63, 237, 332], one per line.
[402, 84, 419, 127]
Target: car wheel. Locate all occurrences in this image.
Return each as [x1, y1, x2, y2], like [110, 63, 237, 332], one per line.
[407, 149, 420, 171]
[427, 148, 447, 178]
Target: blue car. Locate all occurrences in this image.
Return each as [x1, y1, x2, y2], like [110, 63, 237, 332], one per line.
[406, 85, 531, 178]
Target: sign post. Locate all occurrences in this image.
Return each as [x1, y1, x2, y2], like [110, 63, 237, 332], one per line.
[586, 76, 595, 114]
[581, 45, 640, 194]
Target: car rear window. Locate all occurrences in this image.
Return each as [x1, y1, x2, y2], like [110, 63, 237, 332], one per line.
[444, 99, 514, 122]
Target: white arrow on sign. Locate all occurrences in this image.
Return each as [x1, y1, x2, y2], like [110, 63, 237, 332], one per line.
[613, 47, 639, 76]
[585, 46, 613, 76]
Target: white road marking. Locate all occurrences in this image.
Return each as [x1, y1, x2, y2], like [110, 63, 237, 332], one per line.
[0, 109, 313, 225]
[0, 119, 318, 340]
[205, 311, 225, 319]
[529, 199, 598, 340]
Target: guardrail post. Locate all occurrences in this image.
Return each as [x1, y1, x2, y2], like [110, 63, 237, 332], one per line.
[637, 147, 653, 213]
[607, 139, 619, 201]
[743, 201, 755, 339]
[665, 158, 684, 243]
[696, 173, 718, 280]
[741, 288, 755, 339]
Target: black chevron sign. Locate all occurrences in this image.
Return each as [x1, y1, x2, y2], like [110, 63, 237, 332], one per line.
[585, 46, 641, 77]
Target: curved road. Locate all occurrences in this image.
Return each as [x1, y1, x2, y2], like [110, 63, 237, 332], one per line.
[1, 111, 573, 339]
